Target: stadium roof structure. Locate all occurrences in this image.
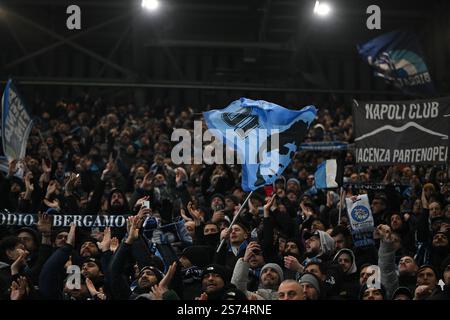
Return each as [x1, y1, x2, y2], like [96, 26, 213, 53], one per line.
[0, 0, 448, 105]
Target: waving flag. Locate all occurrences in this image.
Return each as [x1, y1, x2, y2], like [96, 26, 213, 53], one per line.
[203, 98, 316, 191]
[2, 79, 34, 161]
[358, 30, 435, 96]
[314, 159, 343, 189]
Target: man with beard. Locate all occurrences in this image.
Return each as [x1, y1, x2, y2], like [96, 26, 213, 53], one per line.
[428, 232, 449, 272]
[109, 215, 165, 300]
[79, 238, 100, 258]
[231, 258, 283, 300]
[302, 230, 336, 266]
[298, 272, 323, 300]
[199, 264, 238, 300]
[178, 246, 214, 299]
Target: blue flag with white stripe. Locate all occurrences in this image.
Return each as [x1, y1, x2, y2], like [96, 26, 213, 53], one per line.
[358, 30, 435, 96]
[203, 98, 316, 191]
[314, 159, 343, 189]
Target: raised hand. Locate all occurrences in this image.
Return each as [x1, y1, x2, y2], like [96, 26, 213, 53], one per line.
[159, 262, 177, 293]
[11, 250, 29, 275]
[220, 227, 231, 241]
[243, 242, 261, 263]
[140, 172, 154, 190]
[136, 204, 152, 220]
[65, 173, 80, 195]
[196, 292, 208, 300]
[150, 284, 165, 300]
[10, 276, 29, 300]
[326, 191, 334, 208]
[46, 180, 57, 197]
[414, 285, 433, 300]
[263, 194, 276, 217]
[41, 159, 52, 174]
[248, 199, 258, 217]
[125, 215, 142, 245]
[376, 224, 392, 242]
[300, 202, 314, 218]
[110, 237, 119, 253]
[101, 156, 115, 181]
[284, 255, 304, 273]
[86, 278, 106, 300]
[97, 227, 111, 252]
[135, 196, 150, 209]
[66, 224, 76, 247]
[211, 210, 225, 224]
[36, 212, 52, 235]
[175, 168, 186, 186]
[187, 201, 203, 222]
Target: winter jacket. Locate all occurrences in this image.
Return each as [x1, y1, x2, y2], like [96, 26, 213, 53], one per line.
[378, 238, 399, 300]
[231, 258, 278, 300]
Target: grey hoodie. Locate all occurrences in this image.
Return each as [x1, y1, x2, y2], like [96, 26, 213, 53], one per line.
[333, 248, 357, 274]
[317, 230, 336, 257]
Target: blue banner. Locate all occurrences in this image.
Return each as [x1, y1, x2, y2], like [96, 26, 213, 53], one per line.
[1, 79, 34, 161]
[358, 30, 435, 96]
[299, 141, 350, 151]
[203, 98, 316, 191]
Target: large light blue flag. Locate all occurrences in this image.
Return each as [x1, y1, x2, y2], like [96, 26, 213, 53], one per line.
[203, 98, 316, 191]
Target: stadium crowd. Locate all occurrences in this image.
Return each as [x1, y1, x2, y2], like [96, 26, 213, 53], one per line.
[0, 96, 449, 300]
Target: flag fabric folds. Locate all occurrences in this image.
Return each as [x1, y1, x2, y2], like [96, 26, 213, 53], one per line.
[203, 97, 317, 191]
[357, 30, 435, 96]
[314, 159, 343, 189]
[1, 79, 34, 161]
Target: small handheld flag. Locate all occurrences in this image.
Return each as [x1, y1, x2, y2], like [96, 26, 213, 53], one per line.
[314, 159, 343, 189]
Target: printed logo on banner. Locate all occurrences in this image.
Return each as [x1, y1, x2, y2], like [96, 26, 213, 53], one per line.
[351, 205, 370, 223]
[345, 194, 375, 248]
[370, 50, 429, 86]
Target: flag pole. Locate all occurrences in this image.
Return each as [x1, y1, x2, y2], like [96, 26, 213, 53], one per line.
[216, 190, 254, 253]
[338, 186, 344, 225]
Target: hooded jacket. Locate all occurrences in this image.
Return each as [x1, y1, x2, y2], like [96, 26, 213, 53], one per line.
[231, 258, 280, 300]
[378, 238, 400, 300]
[333, 249, 357, 275]
[332, 249, 359, 299]
[303, 230, 336, 265]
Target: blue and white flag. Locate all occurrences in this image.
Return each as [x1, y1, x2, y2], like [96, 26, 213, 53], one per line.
[314, 159, 343, 189]
[203, 98, 316, 191]
[300, 141, 350, 151]
[345, 194, 375, 247]
[2, 79, 34, 161]
[358, 30, 435, 96]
